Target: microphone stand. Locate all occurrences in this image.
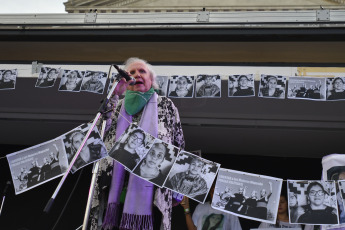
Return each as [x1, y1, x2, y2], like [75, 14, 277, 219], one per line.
[44, 65, 121, 213]
[0, 181, 10, 217]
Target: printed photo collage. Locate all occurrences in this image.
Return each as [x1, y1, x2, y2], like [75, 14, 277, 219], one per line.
[1, 67, 345, 101]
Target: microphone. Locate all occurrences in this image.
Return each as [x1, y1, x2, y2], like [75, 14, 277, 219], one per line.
[113, 65, 136, 85]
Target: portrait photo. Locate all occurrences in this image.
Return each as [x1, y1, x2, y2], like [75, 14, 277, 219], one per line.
[81, 70, 108, 94]
[287, 76, 326, 101]
[156, 75, 169, 96]
[195, 74, 221, 98]
[168, 75, 195, 98]
[58, 69, 84, 92]
[326, 77, 345, 101]
[228, 74, 255, 97]
[0, 69, 17, 90]
[108, 124, 155, 171]
[164, 151, 220, 203]
[132, 139, 180, 187]
[212, 168, 282, 224]
[258, 75, 286, 99]
[35, 67, 60, 88]
[7, 138, 68, 195]
[62, 123, 108, 173]
[287, 180, 338, 225]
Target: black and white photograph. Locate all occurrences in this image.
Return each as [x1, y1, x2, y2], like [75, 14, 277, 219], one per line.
[287, 180, 338, 225]
[156, 75, 169, 96]
[62, 123, 108, 173]
[287, 76, 326, 101]
[168, 75, 195, 98]
[0, 69, 17, 90]
[108, 123, 155, 171]
[132, 139, 180, 187]
[326, 77, 345, 101]
[164, 151, 220, 203]
[7, 138, 68, 195]
[212, 168, 282, 224]
[195, 74, 221, 98]
[338, 180, 345, 219]
[81, 70, 108, 94]
[107, 72, 118, 94]
[35, 67, 60, 88]
[228, 74, 255, 97]
[58, 69, 84, 92]
[258, 75, 286, 99]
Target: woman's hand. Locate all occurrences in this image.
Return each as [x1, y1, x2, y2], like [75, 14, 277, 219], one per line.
[113, 74, 135, 96]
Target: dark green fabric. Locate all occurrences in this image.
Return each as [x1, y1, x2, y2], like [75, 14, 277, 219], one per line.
[124, 88, 155, 115]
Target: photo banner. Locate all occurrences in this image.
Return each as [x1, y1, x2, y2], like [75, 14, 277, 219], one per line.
[7, 138, 68, 195]
[212, 168, 282, 224]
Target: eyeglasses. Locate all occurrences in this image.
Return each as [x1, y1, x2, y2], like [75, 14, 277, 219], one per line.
[309, 190, 325, 196]
[129, 134, 143, 143]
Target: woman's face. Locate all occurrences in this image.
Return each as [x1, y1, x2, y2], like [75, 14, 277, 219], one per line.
[176, 77, 188, 91]
[48, 70, 57, 79]
[3, 71, 11, 81]
[72, 133, 84, 150]
[145, 143, 165, 168]
[308, 185, 325, 206]
[278, 196, 288, 215]
[239, 76, 248, 88]
[251, 190, 257, 198]
[127, 132, 144, 149]
[229, 80, 234, 88]
[67, 71, 78, 84]
[289, 193, 297, 207]
[334, 79, 344, 91]
[268, 77, 278, 89]
[91, 72, 101, 83]
[188, 159, 203, 176]
[209, 214, 222, 227]
[126, 62, 152, 92]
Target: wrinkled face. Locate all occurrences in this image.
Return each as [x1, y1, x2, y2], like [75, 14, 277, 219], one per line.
[278, 196, 288, 215]
[308, 185, 325, 206]
[72, 133, 84, 150]
[334, 79, 344, 91]
[145, 143, 166, 168]
[91, 72, 101, 83]
[209, 214, 222, 226]
[127, 132, 144, 149]
[268, 78, 277, 89]
[126, 62, 152, 92]
[289, 193, 297, 207]
[3, 71, 11, 81]
[189, 159, 203, 176]
[176, 77, 188, 91]
[239, 76, 248, 88]
[67, 71, 78, 84]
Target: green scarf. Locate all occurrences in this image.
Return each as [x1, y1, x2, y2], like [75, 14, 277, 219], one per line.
[124, 88, 156, 115]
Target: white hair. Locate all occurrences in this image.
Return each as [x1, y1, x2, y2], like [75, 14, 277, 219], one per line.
[123, 57, 158, 89]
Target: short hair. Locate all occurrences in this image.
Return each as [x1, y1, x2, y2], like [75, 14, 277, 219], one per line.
[47, 68, 58, 76]
[127, 129, 146, 145]
[238, 75, 249, 81]
[67, 70, 82, 78]
[150, 142, 168, 160]
[123, 57, 158, 89]
[333, 77, 344, 86]
[306, 181, 328, 195]
[3, 70, 12, 75]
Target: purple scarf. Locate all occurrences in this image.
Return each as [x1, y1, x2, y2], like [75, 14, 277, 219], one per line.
[102, 93, 158, 230]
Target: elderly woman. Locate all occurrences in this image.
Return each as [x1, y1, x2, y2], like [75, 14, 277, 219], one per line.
[328, 77, 345, 100]
[133, 142, 167, 185]
[297, 181, 338, 224]
[255, 181, 273, 220]
[88, 58, 185, 230]
[260, 75, 284, 98]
